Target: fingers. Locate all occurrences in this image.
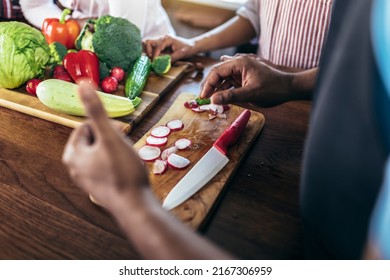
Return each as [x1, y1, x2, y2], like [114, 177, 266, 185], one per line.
[62, 123, 93, 165]
[211, 87, 254, 104]
[78, 83, 113, 138]
[200, 59, 238, 99]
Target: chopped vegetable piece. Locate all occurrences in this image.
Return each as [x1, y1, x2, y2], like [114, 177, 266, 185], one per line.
[209, 104, 224, 114]
[150, 125, 171, 138]
[222, 105, 230, 112]
[152, 55, 171, 75]
[184, 100, 198, 109]
[161, 146, 179, 161]
[191, 107, 207, 113]
[199, 104, 210, 111]
[137, 145, 161, 162]
[167, 154, 190, 169]
[166, 119, 184, 131]
[209, 114, 217, 120]
[195, 97, 211, 105]
[153, 160, 168, 175]
[175, 138, 192, 150]
[146, 136, 168, 147]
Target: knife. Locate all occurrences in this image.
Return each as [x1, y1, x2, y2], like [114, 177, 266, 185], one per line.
[162, 109, 251, 210]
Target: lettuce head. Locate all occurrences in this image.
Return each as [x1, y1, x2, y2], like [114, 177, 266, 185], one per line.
[0, 22, 50, 89]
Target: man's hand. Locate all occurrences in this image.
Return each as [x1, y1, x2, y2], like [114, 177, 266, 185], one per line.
[62, 83, 150, 211]
[143, 35, 196, 62]
[199, 55, 294, 107]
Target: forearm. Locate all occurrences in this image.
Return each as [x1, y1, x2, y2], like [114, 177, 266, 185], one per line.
[288, 67, 319, 101]
[20, 0, 63, 29]
[111, 188, 233, 259]
[192, 16, 256, 54]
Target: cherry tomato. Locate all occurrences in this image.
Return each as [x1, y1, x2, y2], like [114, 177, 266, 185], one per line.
[26, 79, 42, 96]
[101, 76, 118, 93]
[53, 71, 73, 83]
[110, 67, 125, 82]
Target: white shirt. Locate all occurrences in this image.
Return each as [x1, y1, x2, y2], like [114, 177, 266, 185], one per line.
[237, 0, 333, 69]
[19, 0, 175, 39]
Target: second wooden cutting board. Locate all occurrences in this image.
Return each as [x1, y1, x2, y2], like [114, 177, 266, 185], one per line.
[133, 93, 265, 229]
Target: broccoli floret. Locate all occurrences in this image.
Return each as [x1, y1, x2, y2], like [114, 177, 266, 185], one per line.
[99, 60, 110, 80]
[152, 55, 171, 75]
[75, 15, 142, 72]
[48, 42, 68, 65]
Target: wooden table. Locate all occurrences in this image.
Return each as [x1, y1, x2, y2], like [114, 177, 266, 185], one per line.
[0, 56, 310, 259]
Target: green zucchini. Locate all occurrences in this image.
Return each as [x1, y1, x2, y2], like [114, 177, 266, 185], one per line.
[125, 55, 151, 100]
[36, 79, 142, 118]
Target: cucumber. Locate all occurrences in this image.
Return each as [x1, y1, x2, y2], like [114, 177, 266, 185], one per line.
[152, 55, 171, 75]
[125, 55, 151, 100]
[36, 79, 142, 118]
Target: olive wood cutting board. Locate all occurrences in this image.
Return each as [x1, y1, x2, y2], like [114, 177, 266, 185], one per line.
[0, 64, 188, 134]
[133, 93, 265, 229]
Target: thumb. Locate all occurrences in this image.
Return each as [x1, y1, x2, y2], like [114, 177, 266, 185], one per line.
[211, 87, 255, 105]
[78, 83, 112, 137]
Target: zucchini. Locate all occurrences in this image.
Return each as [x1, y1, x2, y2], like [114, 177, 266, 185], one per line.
[36, 79, 142, 118]
[125, 55, 151, 100]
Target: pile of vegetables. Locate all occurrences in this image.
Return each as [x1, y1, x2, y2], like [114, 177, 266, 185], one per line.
[0, 11, 173, 118]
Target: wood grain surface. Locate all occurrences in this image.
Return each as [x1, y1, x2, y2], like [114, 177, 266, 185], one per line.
[0, 64, 188, 134]
[133, 93, 265, 229]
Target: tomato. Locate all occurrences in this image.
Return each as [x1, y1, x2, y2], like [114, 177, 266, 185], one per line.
[26, 79, 42, 96]
[110, 67, 125, 82]
[101, 76, 118, 93]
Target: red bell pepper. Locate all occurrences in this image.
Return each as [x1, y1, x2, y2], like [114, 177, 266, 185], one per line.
[42, 9, 80, 49]
[63, 50, 100, 86]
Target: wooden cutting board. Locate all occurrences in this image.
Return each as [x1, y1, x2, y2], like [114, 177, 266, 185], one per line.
[0, 64, 188, 134]
[133, 93, 265, 229]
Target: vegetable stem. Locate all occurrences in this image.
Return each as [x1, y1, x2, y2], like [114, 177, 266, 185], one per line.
[60, 9, 71, 24]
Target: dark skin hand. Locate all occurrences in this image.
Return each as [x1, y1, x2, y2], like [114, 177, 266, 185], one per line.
[62, 83, 232, 260]
[200, 55, 318, 107]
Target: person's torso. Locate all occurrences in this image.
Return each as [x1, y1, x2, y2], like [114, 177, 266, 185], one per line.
[301, 0, 390, 259]
[258, 0, 333, 69]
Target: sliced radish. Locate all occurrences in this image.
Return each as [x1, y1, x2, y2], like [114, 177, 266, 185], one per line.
[199, 104, 210, 111]
[167, 154, 190, 169]
[138, 145, 161, 162]
[208, 113, 217, 120]
[175, 138, 192, 150]
[153, 160, 168, 175]
[150, 125, 171, 138]
[222, 105, 230, 112]
[161, 146, 179, 160]
[209, 104, 224, 114]
[191, 107, 207, 113]
[217, 113, 227, 119]
[184, 100, 198, 109]
[166, 119, 184, 131]
[146, 136, 168, 147]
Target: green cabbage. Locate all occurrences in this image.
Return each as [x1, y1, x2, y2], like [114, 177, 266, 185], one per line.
[0, 22, 50, 89]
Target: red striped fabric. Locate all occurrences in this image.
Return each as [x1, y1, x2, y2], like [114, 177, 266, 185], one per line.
[1, 0, 24, 20]
[256, 0, 332, 69]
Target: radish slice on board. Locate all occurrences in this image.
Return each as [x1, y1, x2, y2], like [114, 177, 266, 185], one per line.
[167, 154, 190, 169]
[166, 119, 184, 131]
[153, 160, 168, 175]
[146, 136, 168, 147]
[222, 105, 230, 112]
[191, 107, 207, 113]
[161, 146, 179, 160]
[209, 104, 224, 114]
[199, 104, 210, 111]
[150, 125, 171, 138]
[184, 100, 198, 109]
[138, 145, 161, 162]
[175, 138, 192, 150]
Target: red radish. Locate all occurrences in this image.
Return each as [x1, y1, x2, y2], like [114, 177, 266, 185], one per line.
[175, 138, 192, 150]
[26, 79, 42, 96]
[167, 154, 190, 169]
[110, 67, 125, 82]
[101, 76, 118, 93]
[223, 105, 230, 112]
[191, 107, 207, 113]
[161, 146, 179, 160]
[209, 104, 225, 114]
[184, 100, 198, 109]
[166, 119, 184, 131]
[53, 71, 73, 82]
[146, 136, 168, 147]
[137, 145, 161, 162]
[153, 160, 168, 175]
[199, 104, 210, 111]
[151, 125, 171, 138]
[53, 65, 66, 75]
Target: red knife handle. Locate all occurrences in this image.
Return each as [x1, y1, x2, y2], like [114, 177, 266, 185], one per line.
[213, 109, 251, 155]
